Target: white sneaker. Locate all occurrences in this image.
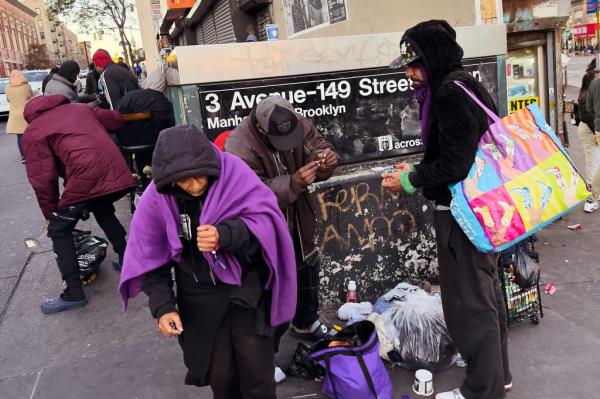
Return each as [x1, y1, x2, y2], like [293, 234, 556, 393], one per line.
[584, 200, 599, 213]
[274, 363, 286, 383]
[505, 382, 513, 391]
[436, 389, 466, 399]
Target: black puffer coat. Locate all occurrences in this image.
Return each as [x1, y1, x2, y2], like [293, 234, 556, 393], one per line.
[405, 20, 498, 206]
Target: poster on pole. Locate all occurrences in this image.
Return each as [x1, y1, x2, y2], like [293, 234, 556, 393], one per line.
[196, 56, 499, 165]
[282, 0, 348, 37]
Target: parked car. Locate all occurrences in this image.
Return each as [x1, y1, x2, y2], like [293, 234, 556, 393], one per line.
[22, 69, 50, 95]
[0, 78, 9, 117]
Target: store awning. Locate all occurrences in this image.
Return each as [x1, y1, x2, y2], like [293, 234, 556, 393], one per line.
[573, 23, 597, 39]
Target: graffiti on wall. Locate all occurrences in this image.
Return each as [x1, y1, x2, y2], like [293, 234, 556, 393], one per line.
[311, 173, 438, 304]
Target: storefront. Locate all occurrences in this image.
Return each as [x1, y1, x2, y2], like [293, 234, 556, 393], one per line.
[572, 22, 597, 49]
[168, 25, 508, 303]
[503, 0, 569, 143]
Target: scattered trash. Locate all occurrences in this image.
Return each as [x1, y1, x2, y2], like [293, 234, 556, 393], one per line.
[337, 302, 372, 322]
[545, 283, 557, 295]
[332, 324, 343, 332]
[565, 259, 569, 263]
[543, 242, 549, 246]
[567, 224, 582, 230]
[24, 238, 39, 249]
[413, 369, 434, 396]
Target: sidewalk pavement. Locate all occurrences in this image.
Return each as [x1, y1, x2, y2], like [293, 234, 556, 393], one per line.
[1, 89, 600, 399]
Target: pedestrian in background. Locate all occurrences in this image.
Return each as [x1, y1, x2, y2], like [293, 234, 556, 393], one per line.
[119, 125, 297, 399]
[85, 63, 99, 95]
[583, 64, 600, 212]
[22, 94, 134, 314]
[382, 20, 511, 399]
[5, 69, 33, 162]
[92, 49, 139, 110]
[226, 95, 338, 382]
[41, 66, 59, 94]
[44, 61, 99, 106]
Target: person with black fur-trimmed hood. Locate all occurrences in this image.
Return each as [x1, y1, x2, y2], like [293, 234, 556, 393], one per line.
[381, 20, 512, 399]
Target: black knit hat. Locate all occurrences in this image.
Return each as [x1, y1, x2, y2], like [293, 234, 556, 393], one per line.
[57, 61, 80, 83]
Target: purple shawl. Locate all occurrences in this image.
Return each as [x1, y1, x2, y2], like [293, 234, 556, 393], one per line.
[118, 151, 297, 326]
[414, 63, 432, 144]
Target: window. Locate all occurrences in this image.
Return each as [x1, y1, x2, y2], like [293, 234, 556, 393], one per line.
[38, 20, 42, 28]
[36, 8, 40, 15]
[506, 47, 539, 114]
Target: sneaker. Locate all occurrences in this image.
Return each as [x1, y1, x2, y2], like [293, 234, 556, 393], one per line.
[584, 199, 599, 213]
[436, 389, 466, 399]
[274, 362, 286, 383]
[505, 382, 513, 392]
[290, 320, 336, 341]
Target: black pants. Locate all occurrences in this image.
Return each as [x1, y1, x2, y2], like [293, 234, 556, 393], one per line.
[209, 304, 276, 399]
[273, 258, 320, 352]
[47, 194, 127, 290]
[16, 135, 24, 159]
[434, 211, 511, 399]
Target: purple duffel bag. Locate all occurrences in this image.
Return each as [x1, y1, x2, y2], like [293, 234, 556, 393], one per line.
[308, 320, 393, 399]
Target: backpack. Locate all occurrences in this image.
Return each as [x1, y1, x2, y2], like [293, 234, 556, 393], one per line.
[308, 321, 393, 399]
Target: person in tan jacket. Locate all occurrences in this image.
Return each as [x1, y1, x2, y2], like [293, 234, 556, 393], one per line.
[6, 70, 34, 162]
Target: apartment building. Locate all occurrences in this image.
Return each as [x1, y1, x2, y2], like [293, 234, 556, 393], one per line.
[0, 0, 38, 77]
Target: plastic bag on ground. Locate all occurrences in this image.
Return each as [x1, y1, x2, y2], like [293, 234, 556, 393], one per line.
[372, 283, 457, 371]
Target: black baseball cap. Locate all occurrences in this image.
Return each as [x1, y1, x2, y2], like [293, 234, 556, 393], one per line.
[256, 96, 306, 151]
[389, 39, 420, 69]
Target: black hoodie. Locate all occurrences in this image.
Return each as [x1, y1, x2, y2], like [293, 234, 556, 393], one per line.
[404, 20, 498, 206]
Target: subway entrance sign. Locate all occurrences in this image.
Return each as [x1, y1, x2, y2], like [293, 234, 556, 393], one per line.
[509, 96, 539, 114]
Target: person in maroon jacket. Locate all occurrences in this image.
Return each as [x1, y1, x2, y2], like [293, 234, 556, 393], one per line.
[22, 94, 135, 314]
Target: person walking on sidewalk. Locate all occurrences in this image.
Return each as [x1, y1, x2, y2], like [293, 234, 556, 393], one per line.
[583, 66, 600, 212]
[92, 49, 139, 110]
[22, 94, 134, 314]
[382, 20, 511, 399]
[226, 95, 338, 381]
[5, 70, 33, 162]
[119, 125, 297, 399]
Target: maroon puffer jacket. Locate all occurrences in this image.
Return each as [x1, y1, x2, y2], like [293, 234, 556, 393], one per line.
[22, 95, 135, 219]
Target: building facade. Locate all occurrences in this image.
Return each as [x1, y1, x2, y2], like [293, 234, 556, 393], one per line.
[568, 0, 597, 51]
[0, 0, 38, 77]
[22, 0, 78, 66]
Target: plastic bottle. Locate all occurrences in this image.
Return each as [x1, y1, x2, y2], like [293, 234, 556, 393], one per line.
[346, 280, 357, 303]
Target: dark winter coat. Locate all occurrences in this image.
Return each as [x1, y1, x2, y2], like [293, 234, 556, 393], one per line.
[22, 95, 134, 219]
[85, 70, 99, 95]
[44, 74, 97, 105]
[116, 88, 176, 146]
[578, 74, 595, 131]
[405, 20, 498, 206]
[99, 62, 140, 110]
[141, 126, 270, 387]
[587, 77, 600, 132]
[226, 111, 336, 260]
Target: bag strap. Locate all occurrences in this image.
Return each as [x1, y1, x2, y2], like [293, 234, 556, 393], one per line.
[357, 352, 379, 399]
[453, 80, 501, 124]
[325, 354, 341, 399]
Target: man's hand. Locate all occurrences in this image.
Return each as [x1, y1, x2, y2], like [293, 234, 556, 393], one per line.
[394, 162, 412, 172]
[381, 171, 403, 194]
[292, 161, 319, 188]
[315, 148, 338, 170]
[158, 312, 183, 337]
[197, 225, 219, 252]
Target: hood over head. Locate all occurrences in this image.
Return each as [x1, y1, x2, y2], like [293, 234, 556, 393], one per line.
[92, 49, 112, 69]
[9, 70, 27, 87]
[152, 125, 221, 193]
[141, 69, 166, 92]
[57, 60, 80, 83]
[393, 20, 464, 91]
[24, 94, 70, 123]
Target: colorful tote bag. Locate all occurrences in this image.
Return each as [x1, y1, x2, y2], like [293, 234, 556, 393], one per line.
[449, 81, 590, 253]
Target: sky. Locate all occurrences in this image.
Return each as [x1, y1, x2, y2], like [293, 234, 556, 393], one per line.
[62, 5, 143, 60]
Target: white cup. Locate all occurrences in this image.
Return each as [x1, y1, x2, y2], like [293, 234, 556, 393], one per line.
[412, 369, 434, 396]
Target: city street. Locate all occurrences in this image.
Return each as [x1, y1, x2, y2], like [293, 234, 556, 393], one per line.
[1, 56, 600, 399]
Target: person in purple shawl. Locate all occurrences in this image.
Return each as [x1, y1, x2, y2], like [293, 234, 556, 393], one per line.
[118, 125, 297, 398]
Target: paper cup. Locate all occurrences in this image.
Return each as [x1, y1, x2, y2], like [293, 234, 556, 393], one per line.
[412, 369, 434, 396]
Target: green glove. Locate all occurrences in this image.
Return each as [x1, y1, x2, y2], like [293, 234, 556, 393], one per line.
[399, 171, 417, 194]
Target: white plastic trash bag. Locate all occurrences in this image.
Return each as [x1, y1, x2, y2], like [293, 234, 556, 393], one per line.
[372, 283, 457, 371]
